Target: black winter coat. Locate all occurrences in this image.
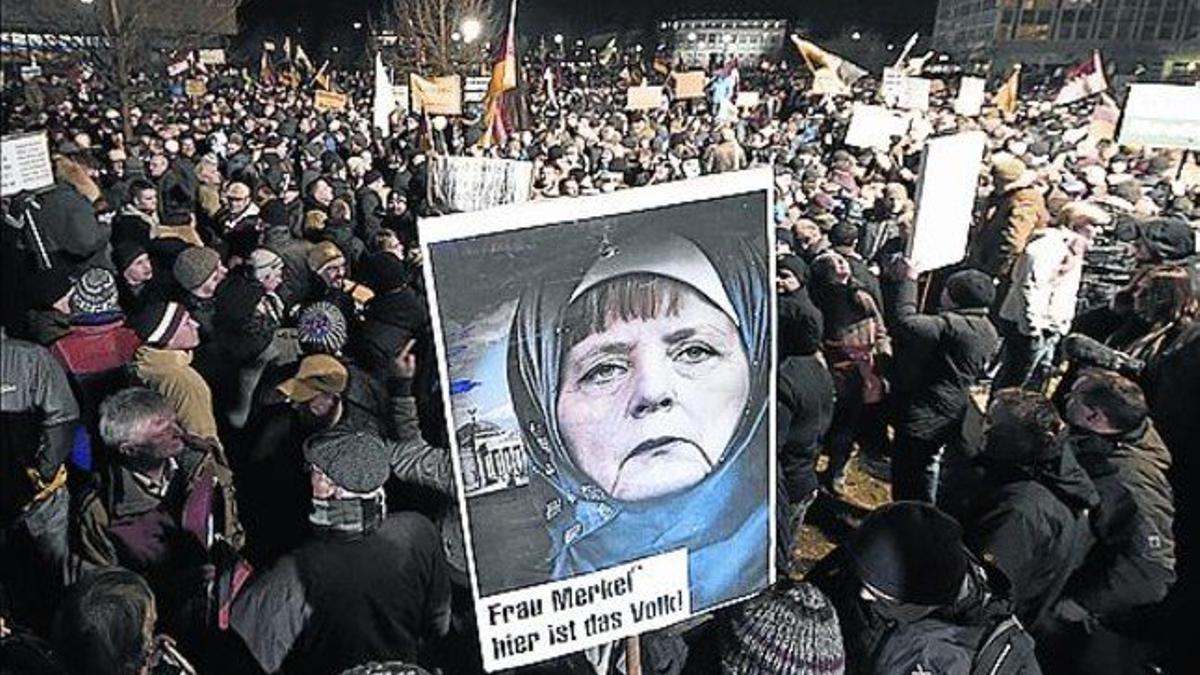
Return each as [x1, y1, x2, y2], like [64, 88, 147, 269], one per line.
[888, 278, 998, 440]
[960, 449, 1099, 633]
[1066, 423, 1176, 619]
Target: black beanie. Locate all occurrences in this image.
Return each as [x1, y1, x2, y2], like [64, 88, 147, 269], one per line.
[27, 268, 74, 309]
[260, 199, 289, 230]
[359, 252, 409, 295]
[213, 274, 267, 328]
[130, 301, 186, 347]
[112, 239, 148, 274]
[828, 222, 859, 247]
[847, 502, 969, 606]
[945, 270, 996, 309]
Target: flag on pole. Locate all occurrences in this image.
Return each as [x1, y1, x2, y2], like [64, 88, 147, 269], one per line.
[480, 0, 520, 147]
[295, 43, 315, 74]
[597, 37, 618, 66]
[790, 35, 868, 91]
[893, 32, 919, 69]
[372, 52, 396, 137]
[902, 51, 934, 76]
[259, 49, 276, 86]
[993, 64, 1020, 115]
[1054, 50, 1108, 106]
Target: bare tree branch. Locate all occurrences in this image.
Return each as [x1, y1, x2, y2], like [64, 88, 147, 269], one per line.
[390, 0, 492, 75]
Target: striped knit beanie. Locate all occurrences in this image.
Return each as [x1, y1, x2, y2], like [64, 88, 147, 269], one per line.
[720, 582, 845, 675]
[70, 268, 120, 316]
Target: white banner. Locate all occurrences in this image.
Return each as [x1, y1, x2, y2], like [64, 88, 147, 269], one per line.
[845, 104, 910, 150]
[427, 156, 533, 214]
[1, 131, 54, 197]
[1118, 84, 1200, 150]
[954, 77, 986, 117]
[881, 67, 904, 105]
[736, 91, 761, 108]
[910, 131, 987, 273]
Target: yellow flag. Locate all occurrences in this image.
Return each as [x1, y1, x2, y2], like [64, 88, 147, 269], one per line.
[993, 65, 1020, 116]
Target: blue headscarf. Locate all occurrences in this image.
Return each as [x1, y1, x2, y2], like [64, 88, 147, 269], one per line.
[507, 232, 771, 610]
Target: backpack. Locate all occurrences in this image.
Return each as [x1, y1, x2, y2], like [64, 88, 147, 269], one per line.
[970, 614, 1040, 675]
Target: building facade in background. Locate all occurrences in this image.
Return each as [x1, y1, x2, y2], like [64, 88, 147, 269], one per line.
[933, 0, 1200, 78]
[663, 17, 788, 67]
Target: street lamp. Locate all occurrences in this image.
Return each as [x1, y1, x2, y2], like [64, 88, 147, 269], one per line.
[687, 32, 697, 42]
[352, 21, 362, 30]
[331, 46, 340, 53]
[553, 33, 564, 45]
[451, 31, 462, 43]
[461, 17, 482, 44]
[851, 31, 862, 41]
[887, 43, 895, 51]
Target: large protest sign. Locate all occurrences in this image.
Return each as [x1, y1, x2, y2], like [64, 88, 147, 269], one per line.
[427, 156, 534, 214]
[1, 131, 54, 197]
[464, 76, 492, 104]
[909, 131, 987, 273]
[420, 170, 777, 671]
[1118, 84, 1200, 150]
[313, 89, 348, 112]
[411, 74, 463, 116]
[671, 71, 706, 99]
[954, 77, 986, 116]
[626, 85, 665, 110]
[896, 76, 931, 111]
[736, 91, 762, 108]
[844, 104, 910, 150]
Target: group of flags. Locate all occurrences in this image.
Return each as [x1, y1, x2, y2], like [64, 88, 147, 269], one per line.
[787, 32, 1109, 118]
[260, 37, 330, 91]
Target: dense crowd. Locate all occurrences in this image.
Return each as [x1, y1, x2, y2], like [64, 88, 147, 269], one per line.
[1, 47, 1197, 675]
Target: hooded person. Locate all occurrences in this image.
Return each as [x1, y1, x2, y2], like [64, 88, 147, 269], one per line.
[504, 231, 770, 611]
[807, 501, 1040, 675]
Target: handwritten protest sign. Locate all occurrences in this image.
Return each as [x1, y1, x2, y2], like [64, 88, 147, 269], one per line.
[909, 131, 987, 273]
[420, 170, 776, 671]
[896, 77, 931, 111]
[736, 91, 762, 108]
[464, 76, 491, 104]
[881, 67, 904, 105]
[1118, 84, 1200, 150]
[184, 79, 207, 98]
[1, 131, 54, 197]
[313, 90, 348, 112]
[197, 49, 225, 65]
[411, 74, 463, 116]
[393, 84, 411, 115]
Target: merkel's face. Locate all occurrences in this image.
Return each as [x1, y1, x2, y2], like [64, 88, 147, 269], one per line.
[556, 286, 750, 501]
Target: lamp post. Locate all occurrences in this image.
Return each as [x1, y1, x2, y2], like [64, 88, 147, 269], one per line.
[461, 17, 482, 44]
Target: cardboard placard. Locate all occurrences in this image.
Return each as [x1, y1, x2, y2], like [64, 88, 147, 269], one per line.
[419, 170, 777, 672]
[1, 131, 55, 197]
[427, 156, 534, 214]
[909, 131, 987, 273]
[313, 89, 348, 112]
[736, 91, 761, 108]
[881, 67, 904, 105]
[625, 85, 665, 111]
[20, 64, 42, 81]
[844, 104, 910, 150]
[954, 77, 986, 117]
[197, 48, 226, 65]
[1118, 84, 1200, 150]
[184, 79, 207, 98]
[464, 76, 491, 104]
[411, 74, 463, 116]
[671, 71, 707, 100]
[167, 60, 190, 77]
[896, 77, 931, 111]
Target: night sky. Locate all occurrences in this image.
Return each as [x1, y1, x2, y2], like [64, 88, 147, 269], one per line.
[240, 0, 938, 54]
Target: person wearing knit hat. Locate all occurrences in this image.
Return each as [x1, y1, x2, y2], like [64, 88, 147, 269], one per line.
[1131, 217, 1196, 264]
[298, 302, 349, 355]
[887, 258, 999, 503]
[249, 248, 286, 294]
[27, 267, 74, 313]
[718, 582, 845, 675]
[128, 300, 220, 441]
[69, 267, 121, 318]
[308, 241, 346, 280]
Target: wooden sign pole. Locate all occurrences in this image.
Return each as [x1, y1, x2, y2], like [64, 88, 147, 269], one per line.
[625, 634, 642, 675]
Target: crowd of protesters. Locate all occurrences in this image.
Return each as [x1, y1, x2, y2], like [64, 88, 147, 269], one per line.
[0, 41, 1197, 675]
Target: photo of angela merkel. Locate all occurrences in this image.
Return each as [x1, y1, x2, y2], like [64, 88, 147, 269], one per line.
[506, 231, 771, 610]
